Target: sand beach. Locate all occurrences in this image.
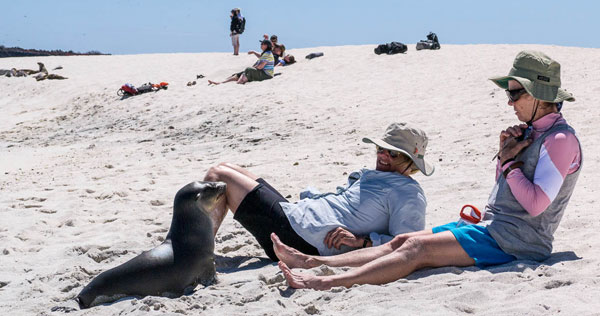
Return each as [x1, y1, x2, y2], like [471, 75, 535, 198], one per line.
[1, 44, 599, 315]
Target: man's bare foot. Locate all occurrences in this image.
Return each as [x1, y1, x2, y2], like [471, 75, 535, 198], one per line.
[278, 262, 332, 290]
[208, 80, 220, 85]
[271, 233, 317, 269]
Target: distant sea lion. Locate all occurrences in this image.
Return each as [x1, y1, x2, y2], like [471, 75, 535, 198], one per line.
[76, 181, 226, 309]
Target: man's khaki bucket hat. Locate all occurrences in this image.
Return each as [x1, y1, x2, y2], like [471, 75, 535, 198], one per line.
[363, 122, 434, 176]
[489, 50, 575, 103]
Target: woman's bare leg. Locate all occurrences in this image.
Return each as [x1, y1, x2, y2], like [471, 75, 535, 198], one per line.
[237, 74, 248, 84]
[279, 231, 475, 290]
[203, 163, 259, 236]
[208, 75, 239, 86]
[271, 229, 435, 269]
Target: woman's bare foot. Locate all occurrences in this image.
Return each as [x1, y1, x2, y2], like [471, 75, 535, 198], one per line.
[208, 80, 220, 85]
[271, 233, 318, 269]
[278, 262, 332, 290]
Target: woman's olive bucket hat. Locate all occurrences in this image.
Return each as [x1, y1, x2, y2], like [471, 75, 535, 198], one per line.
[489, 50, 575, 103]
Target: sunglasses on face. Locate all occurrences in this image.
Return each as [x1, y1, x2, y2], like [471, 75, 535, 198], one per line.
[505, 88, 527, 102]
[376, 145, 401, 158]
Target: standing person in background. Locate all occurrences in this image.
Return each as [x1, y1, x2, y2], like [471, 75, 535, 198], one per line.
[230, 8, 246, 56]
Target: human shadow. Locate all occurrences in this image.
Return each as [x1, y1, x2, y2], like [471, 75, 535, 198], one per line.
[214, 254, 273, 273]
[406, 251, 581, 280]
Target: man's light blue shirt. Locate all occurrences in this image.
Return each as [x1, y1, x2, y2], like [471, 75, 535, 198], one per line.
[280, 169, 426, 256]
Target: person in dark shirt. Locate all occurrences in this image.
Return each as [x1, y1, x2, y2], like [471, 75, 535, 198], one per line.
[230, 8, 246, 55]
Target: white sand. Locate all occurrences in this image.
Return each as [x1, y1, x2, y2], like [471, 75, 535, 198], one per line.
[1, 44, 598, 315]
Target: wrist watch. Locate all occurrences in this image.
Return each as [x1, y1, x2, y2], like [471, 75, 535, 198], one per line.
[362, 235, 372, 248]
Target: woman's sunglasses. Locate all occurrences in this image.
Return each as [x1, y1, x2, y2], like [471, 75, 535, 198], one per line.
[505, 88, 527, 102]
[376, 145, 401, 158]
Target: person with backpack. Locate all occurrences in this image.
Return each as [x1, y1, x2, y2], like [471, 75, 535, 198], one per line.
[230, 8, 245, 56]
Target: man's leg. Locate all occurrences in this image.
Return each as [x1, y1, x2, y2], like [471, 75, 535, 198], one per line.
[272, 229, 435, 269]
[203, 163, 259, 236]
[232, 35, 240, 55]
[278, 231, 475, 290]
[218, 162, 260, 180]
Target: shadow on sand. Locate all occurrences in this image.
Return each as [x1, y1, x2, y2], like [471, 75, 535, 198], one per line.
[215, 254, 274, 273]
[406, 251, 581, 280]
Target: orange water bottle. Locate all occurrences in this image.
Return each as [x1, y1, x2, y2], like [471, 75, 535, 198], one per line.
[456, 205, 483, 227]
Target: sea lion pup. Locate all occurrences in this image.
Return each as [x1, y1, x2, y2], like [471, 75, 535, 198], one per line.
[76, 181, 226, 309]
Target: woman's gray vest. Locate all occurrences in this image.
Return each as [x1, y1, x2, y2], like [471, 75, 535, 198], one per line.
[483, 123, 581, 261]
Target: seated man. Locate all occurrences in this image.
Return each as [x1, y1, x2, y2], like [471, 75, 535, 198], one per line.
[204, 122, 435, 260]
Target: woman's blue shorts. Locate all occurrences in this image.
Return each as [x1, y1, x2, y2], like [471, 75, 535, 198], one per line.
[432, 222, 516, 267]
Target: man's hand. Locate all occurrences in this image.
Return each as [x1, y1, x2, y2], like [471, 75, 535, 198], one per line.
[324, 227, 363, 249]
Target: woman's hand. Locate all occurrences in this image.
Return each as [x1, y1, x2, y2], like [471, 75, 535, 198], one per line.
[324, 227, 363, 249]
[499, 124, 528, 151]
[498, 125, 533, 164]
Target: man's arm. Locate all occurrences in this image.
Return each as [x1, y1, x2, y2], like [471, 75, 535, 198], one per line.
[375, 188, 426, 246]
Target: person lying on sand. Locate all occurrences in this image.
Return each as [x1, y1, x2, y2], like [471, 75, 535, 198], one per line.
[272, 50, 582, 290]
[208, 40, 275, 85]
[203, 123, 435, 261]
[276, 54, 295, 66]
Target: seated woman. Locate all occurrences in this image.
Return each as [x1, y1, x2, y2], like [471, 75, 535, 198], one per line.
[251, 42, 285, 66]
[208, 40, 274, 85]
[277, 54, 296, 66]
[272, 50, 583, 290]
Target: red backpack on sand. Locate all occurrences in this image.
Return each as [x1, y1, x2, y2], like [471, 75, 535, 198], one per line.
[118, 83, 138, 96]
[117, 82, 168, 97]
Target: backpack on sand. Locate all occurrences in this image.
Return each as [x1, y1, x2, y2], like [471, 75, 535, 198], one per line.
[416, 32, 440, 51]
[118, 83, 138, 96]
[374, 42, 407, 55]
[117, 82, 168, 97]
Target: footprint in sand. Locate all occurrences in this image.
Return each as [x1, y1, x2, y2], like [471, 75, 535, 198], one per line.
[258, 273, 285, 285]
[86, 248, 129, 263]
[150, 200, 165, 206]
[543, 280, 573, 289]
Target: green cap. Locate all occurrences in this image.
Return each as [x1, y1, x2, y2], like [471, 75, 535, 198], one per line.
[489, 50, 575, 103]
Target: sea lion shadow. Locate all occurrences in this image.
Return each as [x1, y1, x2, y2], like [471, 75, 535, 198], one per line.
[214, 254, 273, 273]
